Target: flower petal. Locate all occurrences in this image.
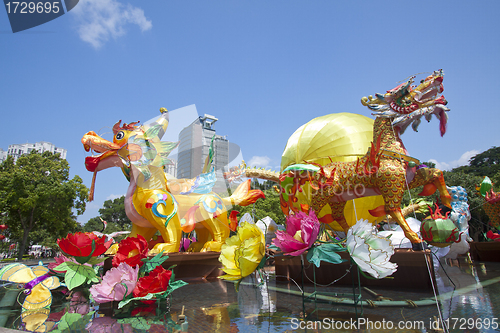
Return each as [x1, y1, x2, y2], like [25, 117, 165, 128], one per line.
[346, 219, 398, 279]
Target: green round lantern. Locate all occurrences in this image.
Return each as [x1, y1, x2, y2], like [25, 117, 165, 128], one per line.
[420, 206, 462, 247]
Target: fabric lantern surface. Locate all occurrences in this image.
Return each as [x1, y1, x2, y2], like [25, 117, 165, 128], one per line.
[420, 217, 462, 247]
[280, 113, 384, 229]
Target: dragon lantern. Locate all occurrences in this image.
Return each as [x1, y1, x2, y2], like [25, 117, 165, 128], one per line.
[228, 70, 452, 248]
[82, 108, 264, 254]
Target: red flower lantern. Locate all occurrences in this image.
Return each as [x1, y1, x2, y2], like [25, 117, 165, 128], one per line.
[57, 232, 112, 264]
[133, 265, 172, 303]
[112, 235, 149, 268]
[486, 230, 500, 242]
[0, 225, 8, 241]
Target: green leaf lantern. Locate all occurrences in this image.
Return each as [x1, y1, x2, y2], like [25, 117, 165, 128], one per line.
[420, 205, 462, 247]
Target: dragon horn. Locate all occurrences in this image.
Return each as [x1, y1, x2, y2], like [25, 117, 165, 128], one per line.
[112, 120, 123, 135]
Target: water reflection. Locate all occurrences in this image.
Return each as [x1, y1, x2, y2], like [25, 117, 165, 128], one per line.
[434, 258, 498, 332]
[86, 316, 134, 333]
[237, 274, 276, 324]
[201, 305, 233, 332]
[2, 260, 500, 332]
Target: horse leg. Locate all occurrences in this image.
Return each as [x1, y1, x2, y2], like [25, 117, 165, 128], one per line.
[411, 168, 452, 208]
[147, 211, 182, 255]
[138, 193, 182, 255]
[129, 224, 159, 241]
[198, 207, 230, 252]
[377, 172, 423, 245]
[187, 222, 212, 252]
[332, 201, 351, 232]
[387, 208, 423, 245]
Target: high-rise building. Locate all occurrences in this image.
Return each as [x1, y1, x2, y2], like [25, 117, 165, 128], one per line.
[0, 148, 7, 163]
[164, 158, 177, 178]
[177, 114, 229, 192]
[5, 141, 67, 162]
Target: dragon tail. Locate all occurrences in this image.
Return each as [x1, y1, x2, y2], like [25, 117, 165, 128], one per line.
[223, 161, 280, 183]
[222, 179, 266, 207]
[243, 167, 280, 182]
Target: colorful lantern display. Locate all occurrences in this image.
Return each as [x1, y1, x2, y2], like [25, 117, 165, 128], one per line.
[420, 206, 463, 247]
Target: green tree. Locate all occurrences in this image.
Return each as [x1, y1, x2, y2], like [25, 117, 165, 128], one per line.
[29, 228, 59, 251]
[83, 217, 105, 233]
[453, 146, 500, 177]
[83, 197, 131, 243]
[231, 187, 285, 226]
[83, 216, 127, 234]
[0, 152, 88, 260]
[98, 196, 131, 230]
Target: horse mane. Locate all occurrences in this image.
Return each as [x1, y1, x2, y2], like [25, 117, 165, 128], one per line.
[371, 103, 449, 136]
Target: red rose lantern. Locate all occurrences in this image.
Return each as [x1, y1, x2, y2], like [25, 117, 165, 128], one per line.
[112, 235, 149, 268]
[57, 232, 112, 264]
[133, 265, 172, 303]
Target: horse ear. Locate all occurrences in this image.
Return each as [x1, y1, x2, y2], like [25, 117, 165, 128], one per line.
[112, 120, 122, 135]
[112, 120, 140, 135]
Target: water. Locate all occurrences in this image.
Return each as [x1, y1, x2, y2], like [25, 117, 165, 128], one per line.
[1, 257, 500, 332]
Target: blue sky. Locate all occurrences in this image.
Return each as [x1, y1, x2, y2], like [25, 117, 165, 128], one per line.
[1, 1, 499, 225]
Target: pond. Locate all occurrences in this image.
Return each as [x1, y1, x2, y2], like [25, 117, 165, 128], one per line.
[0, 256, 500, 332]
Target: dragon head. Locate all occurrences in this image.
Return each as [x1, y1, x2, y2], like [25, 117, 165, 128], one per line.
[82, 120, 140, 174]
[410, 70, 445, 105]
[361, 70, 450, 136]
[81, 109, 178, 200]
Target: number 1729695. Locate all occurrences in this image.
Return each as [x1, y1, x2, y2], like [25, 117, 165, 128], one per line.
[443, 317, 498, 330]
[5, 2, 61, 14]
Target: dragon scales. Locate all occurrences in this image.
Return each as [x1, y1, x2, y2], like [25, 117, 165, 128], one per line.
[230, 70, 452, 247]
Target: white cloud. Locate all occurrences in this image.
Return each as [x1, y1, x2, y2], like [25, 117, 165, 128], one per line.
[85, 201, 101, 210]
[428, 150, 479, 171]
[248, 156, 272, 168]
[71, 0, 152, 48]
[106, 193, 124, 200]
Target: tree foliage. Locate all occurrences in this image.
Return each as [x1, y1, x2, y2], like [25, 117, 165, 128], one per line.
[83, 196, 131, 243]
[453, 146, 500, 178]
[98, 196, 131, 230]
[231, 186, 285, 226]
[0, 152, 88, 259]
[83, 217, 105, 233]
[446, 147, 500, 241]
